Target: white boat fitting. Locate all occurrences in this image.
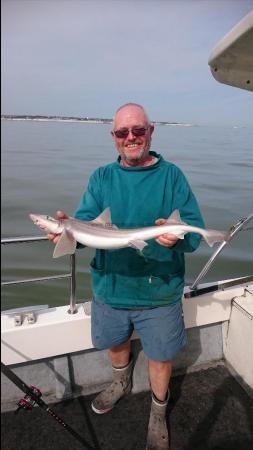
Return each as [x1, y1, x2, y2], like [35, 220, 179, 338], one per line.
[208, 10, 253, 91]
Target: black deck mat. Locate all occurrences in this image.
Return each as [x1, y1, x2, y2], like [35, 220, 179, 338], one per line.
[1, 365, 253, 450]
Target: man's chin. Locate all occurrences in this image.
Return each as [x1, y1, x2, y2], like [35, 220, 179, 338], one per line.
[124, 149, 145, 162]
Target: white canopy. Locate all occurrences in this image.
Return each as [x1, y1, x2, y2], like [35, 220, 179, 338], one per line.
[208, 11, 253, 91]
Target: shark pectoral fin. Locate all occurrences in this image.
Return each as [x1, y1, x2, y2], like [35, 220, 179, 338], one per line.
[129, 239, 148, 252]
[53, 230, 77, 258]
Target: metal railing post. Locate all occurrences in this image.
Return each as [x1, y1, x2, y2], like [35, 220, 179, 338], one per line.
[68, 254, 77, 314]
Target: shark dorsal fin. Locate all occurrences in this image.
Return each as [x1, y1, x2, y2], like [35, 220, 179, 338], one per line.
[166, 209, 185, 225]
[91, 208, 113, 227]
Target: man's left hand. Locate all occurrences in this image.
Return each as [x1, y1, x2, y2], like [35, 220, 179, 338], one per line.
[155, 218, 179, 248]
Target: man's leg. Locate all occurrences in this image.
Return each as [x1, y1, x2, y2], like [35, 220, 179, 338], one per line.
[91, 339, 134, 414]
[148, 359, 172, 401]
[132, 301, 186, 449]
[146, 359, 172, 450]
[108, 339, 131, 368]
[91, 299, 134, 414]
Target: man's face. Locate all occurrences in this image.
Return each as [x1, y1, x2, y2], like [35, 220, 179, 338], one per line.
[111, 105, 154, 165]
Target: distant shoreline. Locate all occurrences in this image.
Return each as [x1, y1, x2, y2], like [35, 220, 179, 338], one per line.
[1, 115, 111, 125]
[1, 115, 194, 127]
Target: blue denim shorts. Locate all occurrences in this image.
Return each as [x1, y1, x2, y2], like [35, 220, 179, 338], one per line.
[91, 297, 186, 361]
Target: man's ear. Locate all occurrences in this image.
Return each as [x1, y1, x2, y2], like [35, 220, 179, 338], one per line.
[111, 130, 116, 143]
[149, 124, 155, 135]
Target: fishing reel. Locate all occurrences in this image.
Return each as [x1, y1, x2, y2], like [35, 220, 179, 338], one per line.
[15, 386, 42, 413]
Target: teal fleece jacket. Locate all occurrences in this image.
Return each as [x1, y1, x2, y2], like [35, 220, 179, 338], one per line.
[75, 152, 204, 308]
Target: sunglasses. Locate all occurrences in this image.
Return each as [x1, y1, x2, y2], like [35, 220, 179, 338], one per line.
[113, 126, 149, 139]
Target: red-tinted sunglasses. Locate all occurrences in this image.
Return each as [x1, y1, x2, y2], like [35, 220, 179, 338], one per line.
[113, 126, 149, 139]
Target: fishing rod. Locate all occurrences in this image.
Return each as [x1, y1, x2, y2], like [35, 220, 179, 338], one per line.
[1, 362, 96, 450]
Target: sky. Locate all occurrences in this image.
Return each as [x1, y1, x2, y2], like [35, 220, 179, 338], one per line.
[1, 0, 253, 125]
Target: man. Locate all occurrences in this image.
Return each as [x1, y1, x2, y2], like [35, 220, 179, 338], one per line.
[49, 103, 204, 450]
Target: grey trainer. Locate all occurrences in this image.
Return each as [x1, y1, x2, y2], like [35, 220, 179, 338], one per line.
[146, 392, 170, 450]
[91, 358, 134, 414]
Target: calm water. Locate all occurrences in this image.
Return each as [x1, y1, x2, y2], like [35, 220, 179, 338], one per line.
[1, 120, 253, 310]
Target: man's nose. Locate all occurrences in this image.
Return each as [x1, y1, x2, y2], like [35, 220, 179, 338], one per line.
[127, 130, 136, 140]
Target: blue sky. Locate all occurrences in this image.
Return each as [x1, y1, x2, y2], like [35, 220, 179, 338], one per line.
[2, 0, 253, 125]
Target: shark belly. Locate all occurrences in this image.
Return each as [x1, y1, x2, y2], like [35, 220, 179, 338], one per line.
[72, 230, 129, 250]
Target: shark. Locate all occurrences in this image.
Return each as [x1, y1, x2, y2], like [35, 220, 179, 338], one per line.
[29, 208, 228, 258]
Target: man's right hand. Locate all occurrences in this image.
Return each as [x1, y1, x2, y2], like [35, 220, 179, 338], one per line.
[47, 210, 69, 244]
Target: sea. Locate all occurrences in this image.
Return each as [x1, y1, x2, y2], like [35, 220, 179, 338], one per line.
[1, 119, 253, 311]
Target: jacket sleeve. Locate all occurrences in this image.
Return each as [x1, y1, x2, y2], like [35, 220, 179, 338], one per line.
[74, 170, 103, 249]
[74, 169, 102, 221]
[171, 168, 205, 253]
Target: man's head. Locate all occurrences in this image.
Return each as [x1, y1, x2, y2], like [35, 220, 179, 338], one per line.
[111, 103, 154, 166]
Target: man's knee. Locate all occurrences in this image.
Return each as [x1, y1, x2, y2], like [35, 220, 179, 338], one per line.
[148, 359, 172, 370]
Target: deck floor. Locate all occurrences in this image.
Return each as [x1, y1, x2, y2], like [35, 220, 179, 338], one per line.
[1, 364, 253, 450]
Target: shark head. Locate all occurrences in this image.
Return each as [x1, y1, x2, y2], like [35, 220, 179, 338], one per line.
[29, 214, 62, 234]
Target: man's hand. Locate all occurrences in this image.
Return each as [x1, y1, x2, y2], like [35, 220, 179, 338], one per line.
[47, 210, 69, 244]
[155, 218, 179, 248]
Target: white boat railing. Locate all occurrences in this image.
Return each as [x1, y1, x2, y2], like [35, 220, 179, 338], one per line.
[1, 236, 77, 314]
[2, 212, 253, 315]
[190, 212, 253, 290]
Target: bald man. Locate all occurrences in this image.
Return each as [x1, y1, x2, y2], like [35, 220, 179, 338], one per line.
[49, 103, 204, 450]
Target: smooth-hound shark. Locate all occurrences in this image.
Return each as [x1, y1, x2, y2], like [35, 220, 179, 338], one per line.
[30, 208, 228, 258]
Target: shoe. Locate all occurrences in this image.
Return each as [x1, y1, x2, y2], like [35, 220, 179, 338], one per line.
[146, 392, 170, 450]
[91, 358, 133, 414]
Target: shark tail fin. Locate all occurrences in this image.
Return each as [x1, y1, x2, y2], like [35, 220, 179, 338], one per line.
[53, 229, 77, 258]
[203, 230, 228, 247]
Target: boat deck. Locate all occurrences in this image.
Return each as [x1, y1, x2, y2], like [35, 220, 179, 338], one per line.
[1, 364, 253, 450]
